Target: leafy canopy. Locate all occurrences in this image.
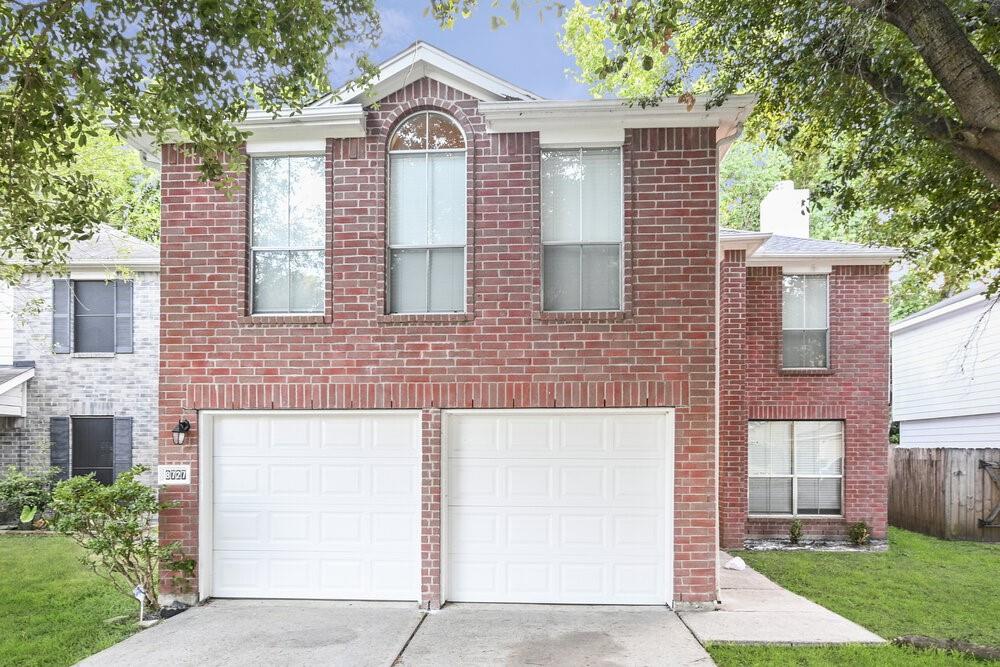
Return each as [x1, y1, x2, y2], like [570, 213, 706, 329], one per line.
[433, 0, 1000, 296]
[0, 0, 380, 271]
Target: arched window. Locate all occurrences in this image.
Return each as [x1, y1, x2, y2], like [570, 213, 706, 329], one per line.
[387, 111, 467, 313]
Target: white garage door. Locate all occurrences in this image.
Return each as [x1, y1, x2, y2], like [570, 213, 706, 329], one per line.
[446, 409, 672, 604]
[209, 411, 420, 600]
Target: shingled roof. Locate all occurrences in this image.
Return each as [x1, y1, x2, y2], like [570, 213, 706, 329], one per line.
[65, 225, 159, 270]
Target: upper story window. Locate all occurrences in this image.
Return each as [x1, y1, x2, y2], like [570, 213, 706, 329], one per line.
[782, 274, 828, 368]
[387, 112, 467, 314]
[541, 147, 623, 311]
[748, 420, 843, 516]
[250, 156, 325, 314]
[52, 279, 133, 354]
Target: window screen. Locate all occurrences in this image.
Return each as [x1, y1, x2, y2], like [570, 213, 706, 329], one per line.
[73, 281, 116, 353]
[748, 420, 843, 516]
[541, 147, 623, 311]
[71, 417, 114, 485]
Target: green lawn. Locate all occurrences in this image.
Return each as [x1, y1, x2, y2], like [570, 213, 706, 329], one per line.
[708, 527, 1000, 666]
[0, 534, 139, 667]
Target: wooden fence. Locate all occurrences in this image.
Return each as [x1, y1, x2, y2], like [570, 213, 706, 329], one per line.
[889, 446, 1000, 542]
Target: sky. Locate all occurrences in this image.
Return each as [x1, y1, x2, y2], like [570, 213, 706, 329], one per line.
[328, 1, 593, 100]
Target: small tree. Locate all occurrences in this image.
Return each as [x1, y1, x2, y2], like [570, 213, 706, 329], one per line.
[50, 466, 192, 613]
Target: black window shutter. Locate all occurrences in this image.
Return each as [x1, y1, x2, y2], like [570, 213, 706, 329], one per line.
[49, 417, 71, 480]
[114, 280, 134, 354]
[52, 280, 71, 353]
[113, 417, 133, 479]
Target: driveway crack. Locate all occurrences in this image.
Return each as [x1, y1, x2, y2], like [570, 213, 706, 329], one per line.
[390, 611, 428, 666]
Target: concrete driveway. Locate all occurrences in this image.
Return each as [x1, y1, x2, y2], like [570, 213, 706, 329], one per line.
[80, 600, 712, 667]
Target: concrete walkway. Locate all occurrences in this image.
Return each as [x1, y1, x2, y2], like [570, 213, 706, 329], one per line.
[677, 552, 885, 645]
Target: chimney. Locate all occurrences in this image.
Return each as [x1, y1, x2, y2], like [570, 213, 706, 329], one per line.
[760, 180, 810, 238]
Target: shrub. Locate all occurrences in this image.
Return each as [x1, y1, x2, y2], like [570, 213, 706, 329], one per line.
[50, 466, 193, 612]
[0, 466, 60, 527]
[848, 521, 872, 546]
[788, 519, 803, 545]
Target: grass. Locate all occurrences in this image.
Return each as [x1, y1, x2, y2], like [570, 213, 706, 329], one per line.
[0, 534, 139, 667]
[708, 527, 1000, 666]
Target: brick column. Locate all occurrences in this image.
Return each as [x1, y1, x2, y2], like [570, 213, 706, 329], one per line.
[719, 249, 748, 549]
[420, 408, 443, 609]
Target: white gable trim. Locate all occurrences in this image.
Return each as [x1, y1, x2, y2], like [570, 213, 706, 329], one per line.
[324, 41, 542, 106]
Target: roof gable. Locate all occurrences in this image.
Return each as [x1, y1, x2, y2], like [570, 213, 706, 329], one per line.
[319, 41, 543, 106]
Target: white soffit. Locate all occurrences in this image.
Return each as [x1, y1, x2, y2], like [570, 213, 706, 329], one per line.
[479, 95, 756, 146]
[324, 41, 543, 106]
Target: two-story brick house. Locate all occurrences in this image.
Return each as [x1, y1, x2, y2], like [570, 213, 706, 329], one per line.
[153, 43, 897, 609]
[0, 225, 160, 492]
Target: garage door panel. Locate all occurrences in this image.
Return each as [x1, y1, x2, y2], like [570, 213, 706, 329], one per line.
[448, 556, 665, 604]
[449, 506, 664, 556]
[450, 461, 661, 508]
[447, 410, 670, 604]
[212, 412, 420, 600]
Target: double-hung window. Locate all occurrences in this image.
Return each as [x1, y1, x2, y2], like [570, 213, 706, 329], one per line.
[52, 279, 133, 354]
[748, 420, 843, 516]
[782, 274, 829, 368]
[541, 147, 623, 311]
[387, 111, 467, 314]
[250, 156, 326, 314]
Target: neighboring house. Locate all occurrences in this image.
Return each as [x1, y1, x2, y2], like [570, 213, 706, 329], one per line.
[146, 43, 897, 610]
[891, 283, 1000, 447]
[0, 225, 160, 487]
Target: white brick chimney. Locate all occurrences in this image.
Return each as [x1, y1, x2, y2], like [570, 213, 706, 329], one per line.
[760, 180, 810, 238]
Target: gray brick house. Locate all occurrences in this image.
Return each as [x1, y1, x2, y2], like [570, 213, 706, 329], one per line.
[0, 226, 159, 485]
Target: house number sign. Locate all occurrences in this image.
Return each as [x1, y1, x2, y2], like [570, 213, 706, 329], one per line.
[157, 464, 191, 486]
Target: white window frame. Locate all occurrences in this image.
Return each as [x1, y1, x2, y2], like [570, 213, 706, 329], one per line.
[248, 154, 327, 315]
[386, 111, 468, 314]
[540, 146, 625, 313]
[781, 273, 830, 369]
[748, 420, 844, 518]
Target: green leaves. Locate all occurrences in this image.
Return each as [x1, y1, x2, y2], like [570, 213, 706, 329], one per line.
[552, 0, 1000, 296]
[50, 466, 189, 612]
[1, 0, 381, 273]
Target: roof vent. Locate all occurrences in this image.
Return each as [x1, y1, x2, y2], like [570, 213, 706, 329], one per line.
[760, 180, 810, 238]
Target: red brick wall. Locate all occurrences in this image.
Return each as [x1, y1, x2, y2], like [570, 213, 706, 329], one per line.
[718, 250, 747, 549]
[158, 78, 721, 606]
[718, 263, 891, 544]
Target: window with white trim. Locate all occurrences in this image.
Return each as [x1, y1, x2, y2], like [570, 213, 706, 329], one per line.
[748, 420, 843, 516]
[541, 147, 623, 311]
[782, 274, 828, 368]
[250, 155, 326, 314]
[387, 111, 467, 314]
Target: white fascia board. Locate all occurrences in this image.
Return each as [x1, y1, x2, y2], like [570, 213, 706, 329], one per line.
[0, 367, 34, 397]
[68, 262, 160, 277]
[890, 293, 989, 333]
[124, 105, 366, 168]
[328, 42, 543, 106]
[479, 95, 756, 145]
[746, 253, 899, 269]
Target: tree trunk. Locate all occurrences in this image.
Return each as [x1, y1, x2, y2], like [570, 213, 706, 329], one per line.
[884, 0, 1000, 135]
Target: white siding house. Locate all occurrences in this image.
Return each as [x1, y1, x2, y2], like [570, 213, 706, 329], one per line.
[891, 284, 1000, 447]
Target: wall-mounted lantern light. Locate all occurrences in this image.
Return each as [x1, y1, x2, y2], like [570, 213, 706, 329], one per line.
[171, 419, 191, 446]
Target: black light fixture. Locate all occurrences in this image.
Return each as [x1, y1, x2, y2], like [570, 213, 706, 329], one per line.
[171, 419, 191, 446]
